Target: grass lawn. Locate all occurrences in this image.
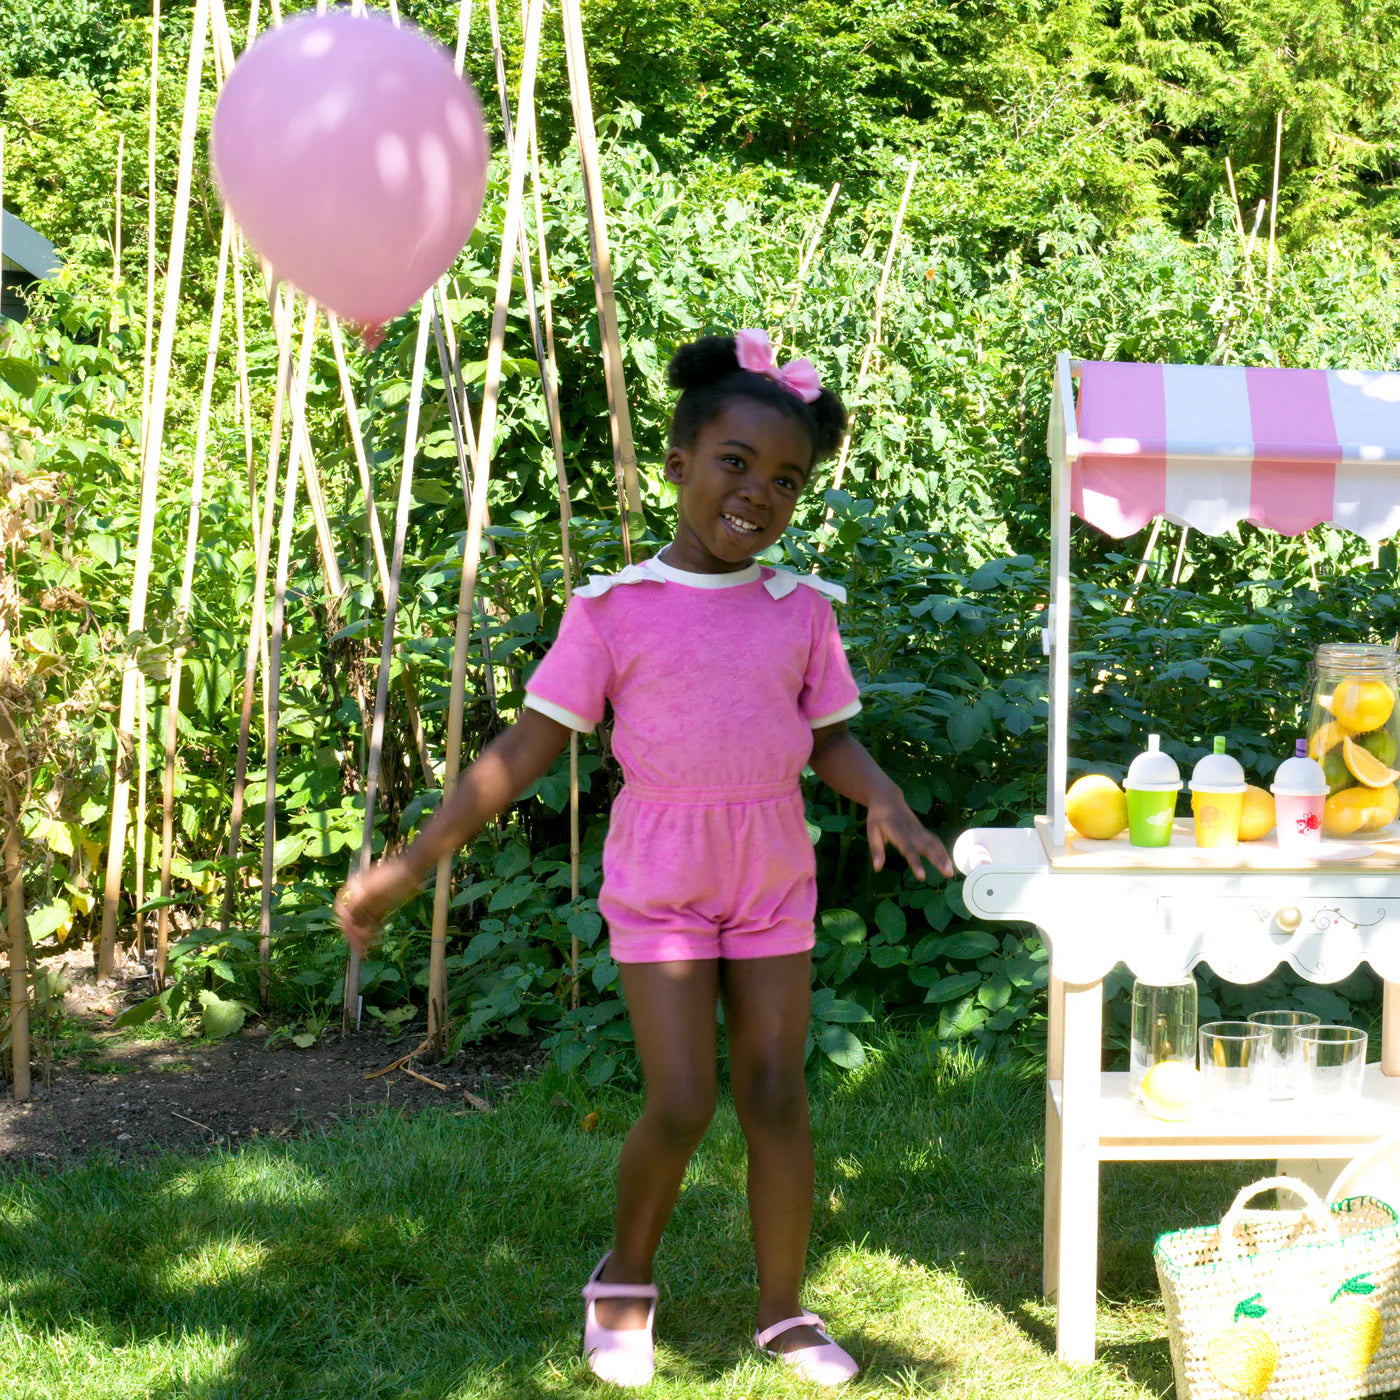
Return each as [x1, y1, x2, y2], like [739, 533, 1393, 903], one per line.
[0, 1040, 1260, 1399]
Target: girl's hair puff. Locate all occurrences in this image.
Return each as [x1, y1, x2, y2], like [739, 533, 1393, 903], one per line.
[666, 335, 847, 466]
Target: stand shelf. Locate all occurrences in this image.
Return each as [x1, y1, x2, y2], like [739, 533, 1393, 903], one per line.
[1048, 1067, 1400, 1162]
[953, 824, 1400, 1365]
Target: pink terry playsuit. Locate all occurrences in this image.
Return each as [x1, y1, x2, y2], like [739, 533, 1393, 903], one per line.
[522, 551, 862, 963]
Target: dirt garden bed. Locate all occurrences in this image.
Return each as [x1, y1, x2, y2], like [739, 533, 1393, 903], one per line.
[0, 948, 539, 1167]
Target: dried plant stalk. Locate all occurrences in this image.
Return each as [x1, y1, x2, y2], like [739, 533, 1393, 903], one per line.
[4, 801, 27, 1102]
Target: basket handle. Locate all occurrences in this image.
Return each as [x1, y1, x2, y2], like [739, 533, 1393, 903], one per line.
[1218, 1176, 1341, 1261]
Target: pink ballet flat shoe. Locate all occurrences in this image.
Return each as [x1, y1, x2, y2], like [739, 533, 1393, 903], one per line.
[755, 1310, 860, 1386]
[582, 1252, 658, 1387]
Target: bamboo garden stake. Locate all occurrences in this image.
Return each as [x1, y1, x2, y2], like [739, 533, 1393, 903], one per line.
[830, 159, 917, 498]
[97, 0, 209, 978]
[327, 314, 434, 787]
[221, 294, 296, 935]
[516, 0, 580, 1001]
[560, 0, 641, 554]
[1223, 157, 1256, 296]
[140, 0, 160, 456]
[260, 303, 320, 1002]
[1266, 111, 1283, 307]
[158, 212, 234, 984]
[134, 676, 148, 957]
[113, 132, 125, 285]
[773, 180, 840, 355]
[343, 308, 435, 1027]
[426, 0, 545, 1055]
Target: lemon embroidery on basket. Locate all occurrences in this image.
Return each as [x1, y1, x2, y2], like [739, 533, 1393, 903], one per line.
[1313, 1273, 1383, 1378]
[1207, 1294, 1278, 1397]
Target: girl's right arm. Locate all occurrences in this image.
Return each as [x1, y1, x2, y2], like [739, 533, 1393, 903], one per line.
[334, 707, 572, 953]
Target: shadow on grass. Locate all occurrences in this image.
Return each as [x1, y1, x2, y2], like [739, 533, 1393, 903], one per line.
[0, 1044, 1249, 1398]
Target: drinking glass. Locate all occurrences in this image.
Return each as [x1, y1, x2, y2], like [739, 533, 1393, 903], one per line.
[1297, 1026, 1368, 1111]
[1248, 1010, 1321, 1101]
[1129, 979, 1198, 1099]
[1199, 1021, 1269, 1109]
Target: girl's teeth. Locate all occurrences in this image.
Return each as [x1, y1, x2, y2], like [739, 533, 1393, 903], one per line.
[724, 514, 758, 532]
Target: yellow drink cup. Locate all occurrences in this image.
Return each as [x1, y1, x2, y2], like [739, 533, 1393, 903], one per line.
[1189, 737, 1247, 849]
[1191, 789, 1245, 847]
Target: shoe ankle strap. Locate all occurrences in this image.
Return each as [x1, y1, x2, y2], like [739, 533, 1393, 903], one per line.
[582, 1278, 659, 1302]
[755, 1310, 825, 1350]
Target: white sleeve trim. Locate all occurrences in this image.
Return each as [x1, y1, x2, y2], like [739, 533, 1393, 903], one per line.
[523, 693, 596, 733]
[808, 699, 862, 729]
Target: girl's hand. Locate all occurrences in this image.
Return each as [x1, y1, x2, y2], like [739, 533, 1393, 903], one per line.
[867, 791, 955, 881]
[334, 859, 421, 956]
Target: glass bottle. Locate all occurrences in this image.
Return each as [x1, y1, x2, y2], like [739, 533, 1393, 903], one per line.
[1305, 643, 1400, 837]
[1129, 977, 1198, 1099]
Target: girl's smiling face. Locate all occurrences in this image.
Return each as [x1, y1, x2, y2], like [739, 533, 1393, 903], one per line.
[662, 399, 813, 573]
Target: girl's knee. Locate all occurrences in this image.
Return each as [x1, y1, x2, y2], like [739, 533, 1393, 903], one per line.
[734, 1065, 808, 1137]
[645, 1079, 717, 1148]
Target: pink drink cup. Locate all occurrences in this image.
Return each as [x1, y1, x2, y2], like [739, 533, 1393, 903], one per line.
[1271, 741, 1328, 852]
[1275, 793, 1325, 850]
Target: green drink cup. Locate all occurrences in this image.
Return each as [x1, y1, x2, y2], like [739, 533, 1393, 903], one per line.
[1125, 734, 1182, 848]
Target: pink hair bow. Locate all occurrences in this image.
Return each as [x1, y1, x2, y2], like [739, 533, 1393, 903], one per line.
[734, 328, 823, 404]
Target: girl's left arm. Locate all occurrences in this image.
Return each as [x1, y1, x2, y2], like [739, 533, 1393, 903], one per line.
[808, 722, 954, 880]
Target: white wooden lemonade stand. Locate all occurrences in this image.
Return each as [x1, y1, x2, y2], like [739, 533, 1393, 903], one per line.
[952, 355, 1400, 1363]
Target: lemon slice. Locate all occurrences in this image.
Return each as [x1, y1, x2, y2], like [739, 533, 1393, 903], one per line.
[1309, 719, 1354, 759]
[1343, 736, 1400, 789]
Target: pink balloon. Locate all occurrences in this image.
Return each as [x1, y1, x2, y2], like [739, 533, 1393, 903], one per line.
[211, 11, 489, 332]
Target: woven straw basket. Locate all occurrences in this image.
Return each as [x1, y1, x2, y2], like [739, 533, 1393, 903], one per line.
[1155, 1176, 1400, 1400]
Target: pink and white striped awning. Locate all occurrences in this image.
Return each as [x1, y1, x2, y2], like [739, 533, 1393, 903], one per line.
[1068, 360, 1400, 540]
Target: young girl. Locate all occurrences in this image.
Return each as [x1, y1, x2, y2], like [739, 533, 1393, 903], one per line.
[336, 330, 953, 1388]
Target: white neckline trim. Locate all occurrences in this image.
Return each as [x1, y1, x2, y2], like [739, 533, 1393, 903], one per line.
[648, 549, 761, 588]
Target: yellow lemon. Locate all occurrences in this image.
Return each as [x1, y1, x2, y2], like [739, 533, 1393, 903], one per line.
[1333, 678, 1396, 733]
[1309, 719, 1354, 760]
[1065, 775, 1128, 840]
[1207, 1322, 1278, 1397]
[1314, 1297, 1383, 1378]
[1139, 1060, 1204, 1120]
[1325, 787, 1373, 837]
[1343, 736, 1400, 789]
[1325, 784, 1400, 835]
[1371, 783, 1400, 831]
[1238, 785, 1275, 841]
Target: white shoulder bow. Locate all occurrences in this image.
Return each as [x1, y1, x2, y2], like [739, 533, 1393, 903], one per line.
[760, 567, 847, 604]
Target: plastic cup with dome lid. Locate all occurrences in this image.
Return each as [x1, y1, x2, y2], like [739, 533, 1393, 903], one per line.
[1189, 736, 1247, 848]
[1272, 738, 1328, 850]
[1124, 734, 1182, 848]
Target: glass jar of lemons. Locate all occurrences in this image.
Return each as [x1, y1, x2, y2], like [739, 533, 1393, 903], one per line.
[1306, 643, 1400, 837]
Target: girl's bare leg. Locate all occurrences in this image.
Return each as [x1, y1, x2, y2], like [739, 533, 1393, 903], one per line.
[593, 957, 719, 1329]
[721, 949, 824, 1352]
